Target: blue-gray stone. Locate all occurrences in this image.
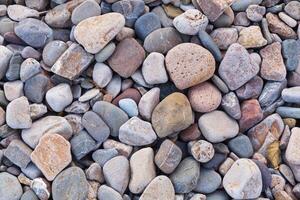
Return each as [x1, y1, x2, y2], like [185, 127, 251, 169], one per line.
[92, 148, 119, 167]
[228, 134, 254, 158]
[206, 190, 230, 200]
[253, 160, 272, 190]
[198, 31, 222, 62]
[6, 53, 23, 81]
[21, 190, 39, 200]
[134, 13, 161, 40]
[232, 0, 263, 11]
[0, 172, 23, 200]
[194, 168, 222, 194]
[70, 130, 97, 160]
[24, 74, 49, 103]
[282, 39, 300, 71]
[259, 79, 287, 108]
[202, 153, 227, 169]
[276, 107, 300, 119]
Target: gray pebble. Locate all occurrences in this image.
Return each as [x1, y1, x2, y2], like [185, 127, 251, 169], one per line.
[24, 74, 49, 103]
[106, 75, 122, 98]
[206, 190, 230, 200]
[135, 13, 161, 40]
[42, 40, 68, 67]
[228, 134, 254, 158]
[4, 139, 32, 168]
[119, 98, 139, 117]
[92, 148, 119, 167]
[151, 6, 173, 27]
[234, 12, 251, 26]
[93, 63, 113, 88]
[6, 53, 23, 81]
[98, 185, 123, 200]
[46, 83, 73, 112]
[70, 130, 97, 160]
[21, 190, 39, 200]
[194, 168, 222, 194]
[232, 0, 263, 11]
[211, 75, 229, 93]
[21, 163, 42, 179]
[79, 88, 100, 102]
[282, 39, 300, 71]
[0, 45, 13, 80]
[7, 5, 39, 21]
[29, 103, 47, 120]
[64, 100, 90, 114]
[20, 58, 41, 82]
[3, 80, 24, 101]
[259, 79, 287, 108]
[221, 92, 241, 120]
[21, 46, 41, 60]
[198, 30, 222, 62]
[246, 5, 266, 22]
[95, 42, 116, 63]
[282, 86, 300, 103]
[284, 1, 300, 20]
[277, 107, 300, 119]
[0, 172, 23, 200]
[71, 0, 101, 25]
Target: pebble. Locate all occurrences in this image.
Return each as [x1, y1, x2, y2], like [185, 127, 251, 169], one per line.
[106, 75, 122, 98]
[197, 0, 228, 21]
[194, 168, 222, 194]
[92, 63, 113, 88]
[103, 139, 133, 157]
[286, 127, 300, 180]
[259, 80, 287, 107]
[266, 13, 297, 39]
[86, 163, 104, 182]
[52, 167, 89, 200]
[0, 45, 13, 80]
[162, 4, 183, 18]
[238, 26, 267, 48]
[143, 27, 182, 54]
[24, 74, 49, 103]
[71, 0, 101, 25]
[179, 123, 201, 142]
[165, 43, 215, 90]
[119, 116, 157, 146]
[284, 1, 300, 20]
[228, 134, 254, 158]
[282, 39, 300, 71]
[92, 148, 118, 167]
[108, 38, 145, 78]
[223, 158, 263, 199]
[173, 9, 208, 35]
[221, 92, 241, 120]
[138, 87, 160, 121]
[260, 42, 286, 81]
[82, 111, 110, 143]
[134, 13, 161, 40]
[103, 156, 130, 194]
[7, 5, 39, 22]
[79, 88, 100, 102]
[152, 92, 193, 138]
[0, 172, 23, 200]
[152, 6, 173, 27]
[282, 87, 300, 103]
[210, 28, 238, 50]
[21, 190, 39, 200]
[4, 139, 32, 168]
[191, 140, 215, 163]
[198, 30, 223, 62]
[236, 76, 264, 100]
[232, 0, 263, 11]
[70, 130, 97, 160]
[112, 88, 141, 106]
[116, 27, 135, 41]
[211, 75, 229, 93]
[278, 12, 297, 28]
[42, 40, 68, 67]
[20, 58, 41, 82]
[74, 13, 125, 54]
[5, 53, 23, 81]
[188, 82, 221, 113]
[3, 80, 23, 101]
[119, 98, 139, 117]
[239, 99, 263, 131]
[14, 18, 52, 48]
[129, 148, 156, 193]
[140, 176, 175, 200]
[218, 43, 259, 90]
[98, 185, 123, 200]
[246, 5, 266, 21]
[95, 42, 115, 63]
[279, 164, 296, 186]
[46, 83, 73, 112]
[234, 12, 251, 26]
[214, 7, 235, 28]
[112, 0, 145, 27]
[6, 96, 32, 129]
[155, 139, 182, 174]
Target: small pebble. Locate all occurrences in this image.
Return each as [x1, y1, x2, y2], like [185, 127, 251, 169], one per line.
[190, 140, 215, 163]
[45, 83, 73, 112]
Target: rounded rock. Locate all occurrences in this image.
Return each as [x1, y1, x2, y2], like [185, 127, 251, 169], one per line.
[0, 172, 23, 200]
[191, 140, 215, 163]
[42, 40, 68, 67]
[134, 13, 161, 40]
[92, 63, 113, 88]
[119, 98, 139, 117]
[194, 168, 222, 194]
[71, 0, 101, 25]
[46, 83, 73, 112]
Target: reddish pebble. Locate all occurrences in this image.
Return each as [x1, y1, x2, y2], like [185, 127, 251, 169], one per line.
[239, 99, 263, 132]
[112, 88, 141, 105]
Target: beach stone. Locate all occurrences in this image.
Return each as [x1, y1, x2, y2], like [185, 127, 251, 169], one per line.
[152, 6, 173, 27]
[173, 9, 208, 35]
[266, 13, 297, 39]
[282, 87, 300, 103]
[155, 139, 182, 174]
[179, 123, 201, 142]
[198, 30, 223, 62]
[46, 83, 73, 112]
[6, 96, 31, 129]
[74, 13, 125, 54]
[29, 103, 47, 120]
[194, 168, 222, 194]
[7, 5, 39, 21]
[82, 111, 110, 143]
[223, 158, 262, 199]
[162, 4, 183, 18]
[14, 18, 52, 48]
[232, 0, 263, 11]
[170, 157, 200, 193]
[103, 156, 130, 194]
[70, 130, 97, 160]
[108, 38, 145, 78]
[142, 52, 168, 85]
[284, 1, 300, 20]
[213, 7, 234, 27]
[6, 52, 22, 82]
[282, 39, 300, 71]
[191, 140, 215, 163]
[93, 101, 129, 137]
[246, 5, 266, 21]
[42, 40, 68, 67]
[259, 80, 287, 107]
[86, 163, 103, 182]
[260, 42, 286, 81]
[21, 190, 39, 200]
[143, 27, 182, 54]
[218, 43, 259, 90]
[95, 42, 116, 63]
[210, 28, 238, 50]
[188, 82, 221, 113]
[198, 110, 239, 143]
[0, 45, 13, 80]
[92, 148, 118, 167]
[112, 88, 141, 105]
[239, 99, 263, 131]
[103, 139, 133, 157]
[115, 27, 135, 41]
[52, 167, 89, 200]
[51, 43, 93, 80]
[31, 133, 71, 181]
[196, 0, 228, 21]
[286, 127, 300, 166]
[221, 92, 241, 120]
[0, 172, 23, 200]
[24, 74, 49, 103]
[21, 115, 72, 148]
[228, 134, 254, 158]
[234, 12, 251, 26]
[278, 12, 297, 28]
[134, 13, 161, 40]
[119, 116, 156, 146]
[165, 43, 215, 90]
[106, 75, 122, 98]
[20, 58, 41, 82]
[0, 107, 4, 126]
[140, 176, 175, 200]
[98, 185, 123, 200]
[152, 92, 193, 138]
[129, 148, 156, 194]
[138, 87, 160, 121]
[79, 88, 100, 102]
[238, 26, 267, 48]
[112, 0, 145, 27]
[3, 80, 23, 101]
[71, 0, 101, 25]
[236, 76, 264, 100]
[30, 178, 50, 200]
[119, 98, 139, 117]
[92, 63, 113, 88]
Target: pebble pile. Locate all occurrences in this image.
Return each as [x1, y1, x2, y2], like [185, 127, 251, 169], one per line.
[0, 0, 299, 200]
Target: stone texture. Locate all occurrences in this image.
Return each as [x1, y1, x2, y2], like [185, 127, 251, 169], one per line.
[42, 40, 68, 67]
[24, 74, 49, 103]
[0, 172, 23, 200]
[20, 58, 41, 82]
[138, 87, 160, 121]
[93, 63, 113, 88]
[70, 130, 97, 160]
[210, 27, 238, 50]
[4, 139, 32, 168]
[165, 43, 215, 90]
[239, 99, 263, 132]
[3, 80, 23, 101]
[284, 1, 300, 20]
[236, 76, 264, 100]
[71, 0, 101, 25]
[0, 45, 13, 80]
[31, 133, 72, 181]
[98, 185, 123, 200]
[46, 83, 73, 112]
[134, 13, 161, 40]
[221, 92, 241, 120]
[196, 0, 229, 21]
[194, 168, 222, 194]
[238, 26, 267, 48]
[266, 13, 297, 39]
[191, 140, 215, 163]
[228, 134, 254, 158]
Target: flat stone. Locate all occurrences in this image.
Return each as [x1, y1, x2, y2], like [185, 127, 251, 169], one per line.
[0, 45, 13, 80]
[284, 1, 300, 20]
[14, 18, 52, 48]
[6, 96, 31, 129]
[170, 157, 200, 193]
[286, 127, 300, 166]
[221, 92, 241, 120]
[70, 130, 97, 160]
[98, 185, 123, 200]
[162, 4, 183, 18]
[129, 148, 156, 194]
[92, 148, 118, 167]
[46, 83, 73, 112]
[236, 75, 264, 100]
[31, 133, 72, 181]
[188, 81, 221, 113]
[140, 176, 175, 200]
[218, 43, 259, 90]
[134, 13, 161, 40]
[119, 98, 138, 117]
[21, 190, 39, 200]
[7, 5, 39, 21]
[21, 116, 73, 148]
[277, 107, 300, 119]
[103, 139, 133, 157]
[239, 99, 263, 132]
[238, 26, 267, 48]
[20, 58, 41, 82]
[155, 139, 182, 174]
[103, 156, 130, 194]
[143, 27, 182, 54]
[24, 74, 49, 103]
[4, 140, 32, 168]
[223, 158, 263, 199]
[152, 92, 193, 138]
[196, 0, 229, 21]
[173, 9, 208, 35]
[42, 40, 68, 67]
[112, 88, 141, 105]
[210, 27, 238, 50]
[52, 167, 89, 200]
[79, 88, 100, 102]
[93, 101, 129, 137]
[106, 75, 122, 98]
[194, 168, 222, 194]
[3, 80, 23, 101]
[119, 116, 157, 146]
[138, 87, 160, 121]
[71, 0, 101, 25]
[82, 111, 110, 143]
[228, 134, 254, 158]
[93, 63, 113, 88]
[266, 13, 297, 39]
[74, 13, 125, 54]
[51, 43, 93, 80]
[0, 172, 23, 200]
[165, 43, 215, 90]
[260, 42, 286, 81]
[198, 110, 239, 143]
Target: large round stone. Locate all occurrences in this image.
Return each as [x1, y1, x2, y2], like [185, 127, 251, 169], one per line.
[0, 172, 23, 200]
